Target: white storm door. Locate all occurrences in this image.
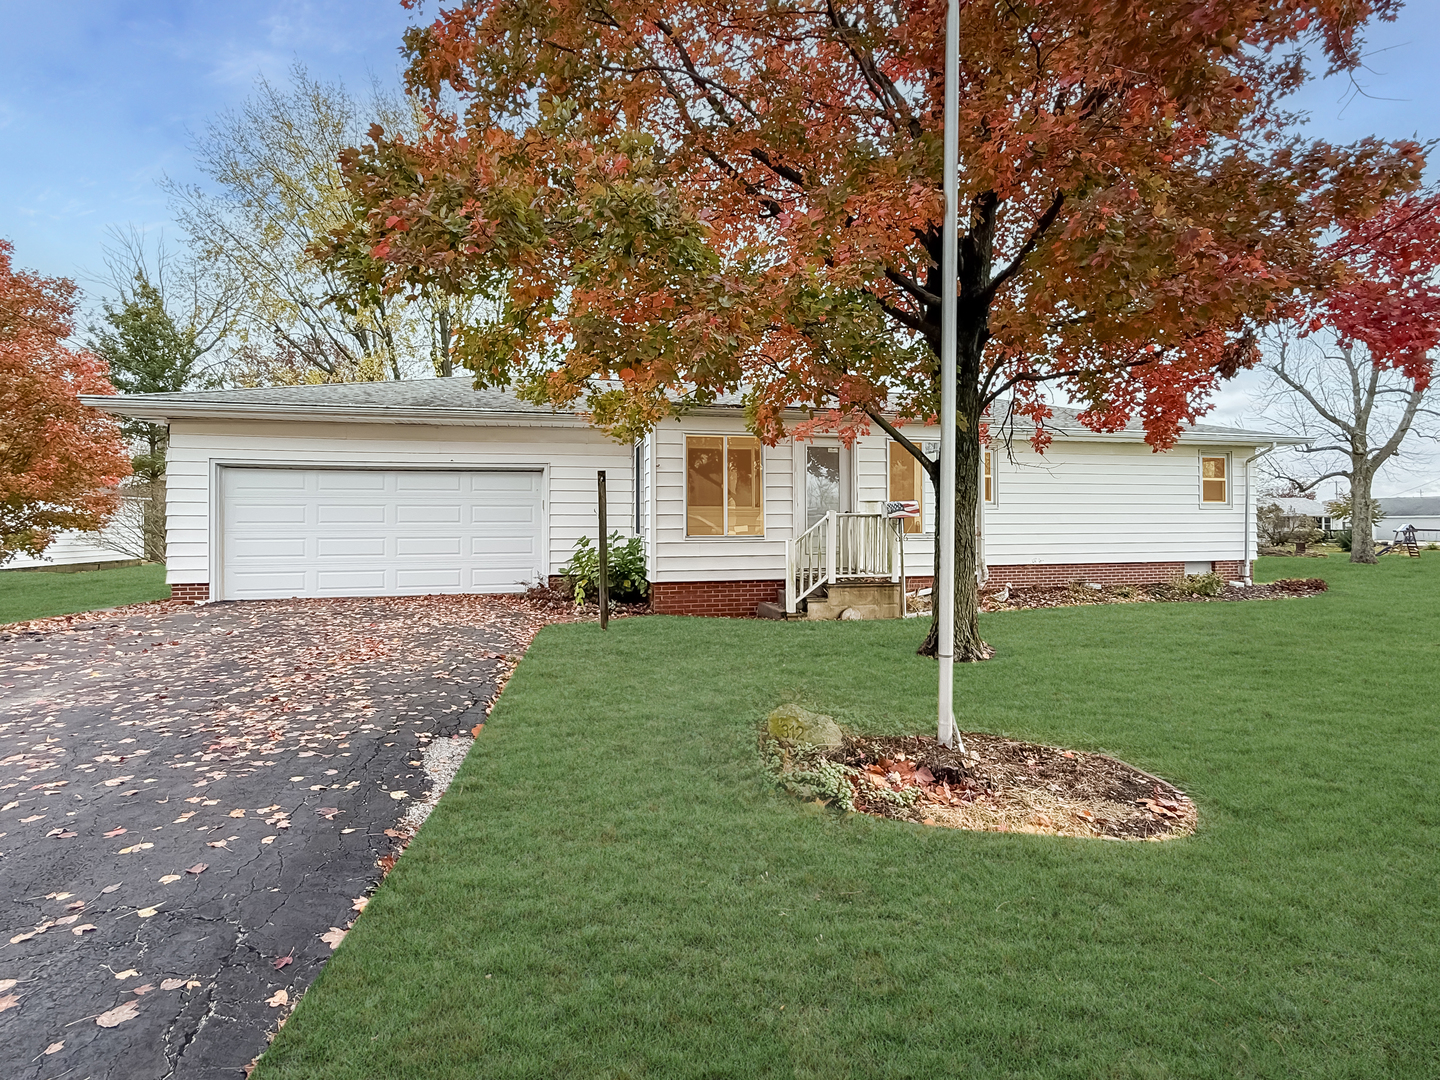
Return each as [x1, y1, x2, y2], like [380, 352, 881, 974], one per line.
[219, 467, 544, 600]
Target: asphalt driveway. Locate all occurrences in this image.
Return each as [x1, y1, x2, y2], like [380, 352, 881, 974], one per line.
[0, 594, 559, 1079]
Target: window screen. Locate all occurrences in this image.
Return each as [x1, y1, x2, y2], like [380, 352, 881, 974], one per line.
[1201, 456, 1228, 504]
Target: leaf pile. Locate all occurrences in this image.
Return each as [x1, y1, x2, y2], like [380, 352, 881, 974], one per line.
[906, 577, 1327, 615]
[768, 731, 1196, 841]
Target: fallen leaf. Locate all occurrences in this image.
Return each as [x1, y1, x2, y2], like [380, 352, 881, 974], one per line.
[273, 953, 293, 970]
[471, 723, 484, 737]
[289, 776, 304, 783]
[206, 840, 228, 849]
[388, 790, 408, 801]
[158, 874, 182, 884]
[0, 801, 17, 811]
[113, 969, 140, 980]
[159, 979, 186, 991]
[53, 914, 80, 926]
[320, 927, 347, 950]
[260, 835, 277, 844]
[174, 812, 197, 823]
[0, 979, 15, 991]
[117, 842, 154, 854]
[101, 777, 134, 787]
[383, 829, 401, 838]
[43, 1041, 63, 1055]
[265, 988, 289, 1008]
[19, 814, 44, 823]
[9, 929, 40, 944]
[132, 984, 154, 995]
[136, 907, 160, 919]
[185, 980, 201, 989]
[72, 924, 97, 935]
[101, 883, 122, 894]
[95, 1000, 141, 1027]
[103, 827, 127, 838]
[0, 994, 19, 1013]
[65, 900, 84, 911]
[352, 897, 368, 913]
[228, 809, 245, 818]
[315, 807, 341, 820]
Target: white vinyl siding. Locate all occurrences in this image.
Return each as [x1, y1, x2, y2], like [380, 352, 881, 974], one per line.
[854, 429, 1256, 569]
[650, 419, 792, 582]
[163, 419, 635, 589]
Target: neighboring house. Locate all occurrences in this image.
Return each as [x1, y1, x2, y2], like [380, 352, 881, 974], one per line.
[1376, 497, 1440, 540]
[2, 520, 140, 572]
[1261, 495, 1336, 536]
[82, 378, 1306, 616]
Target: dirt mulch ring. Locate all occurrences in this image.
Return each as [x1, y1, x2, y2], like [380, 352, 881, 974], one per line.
[906, 577, 1327, 615]
[777, 732, 1196, 841]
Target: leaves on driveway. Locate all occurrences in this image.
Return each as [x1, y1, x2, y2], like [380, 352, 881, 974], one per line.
[95, 1000, 140, 1027]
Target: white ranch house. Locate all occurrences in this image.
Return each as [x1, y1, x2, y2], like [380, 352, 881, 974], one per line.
[84, 378, 1304, 617]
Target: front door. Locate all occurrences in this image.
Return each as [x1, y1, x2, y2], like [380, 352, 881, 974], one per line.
[805, 446, 841, 530]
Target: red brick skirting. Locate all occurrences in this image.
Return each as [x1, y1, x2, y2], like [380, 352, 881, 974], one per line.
[170, 583, 210, 602]
[651, 579, 785, 618]
[906, 559, 1250, 591]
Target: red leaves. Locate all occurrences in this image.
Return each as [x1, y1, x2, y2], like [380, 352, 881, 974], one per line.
[0, 239, 130, 564]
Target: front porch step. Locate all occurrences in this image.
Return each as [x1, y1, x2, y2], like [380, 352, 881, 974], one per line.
[803, 580, 903, 621]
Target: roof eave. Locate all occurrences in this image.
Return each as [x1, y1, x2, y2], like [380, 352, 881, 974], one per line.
[78, 396, 590, 428]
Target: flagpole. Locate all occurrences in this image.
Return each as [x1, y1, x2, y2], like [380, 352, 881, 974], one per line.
[937, 0, 960, 749]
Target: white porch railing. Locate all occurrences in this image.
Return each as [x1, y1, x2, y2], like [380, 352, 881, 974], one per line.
[785, 512, 902, 613]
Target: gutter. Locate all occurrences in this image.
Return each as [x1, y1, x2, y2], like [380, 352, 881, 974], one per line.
[77, 396, 594, 429]
[1242, 442, 1278, 585]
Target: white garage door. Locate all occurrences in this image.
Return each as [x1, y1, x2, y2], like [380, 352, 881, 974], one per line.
[219, 468, 544, 600]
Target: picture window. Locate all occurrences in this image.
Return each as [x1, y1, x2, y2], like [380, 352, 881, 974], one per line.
[686, 436, 764, 536]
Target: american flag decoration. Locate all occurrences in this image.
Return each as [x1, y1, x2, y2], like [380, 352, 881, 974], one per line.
[884, 500, 920, 519]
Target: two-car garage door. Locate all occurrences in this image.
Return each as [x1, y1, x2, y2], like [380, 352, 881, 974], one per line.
[219, 467, 544, 600]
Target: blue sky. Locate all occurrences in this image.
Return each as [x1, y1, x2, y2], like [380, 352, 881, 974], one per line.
[2, 1, 1437, 492]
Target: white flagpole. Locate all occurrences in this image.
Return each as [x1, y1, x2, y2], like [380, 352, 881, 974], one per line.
[937, 0, 961, 750]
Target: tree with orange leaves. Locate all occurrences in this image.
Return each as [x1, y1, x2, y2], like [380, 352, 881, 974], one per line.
[0, 240, 130, 565]
[328, 0, 1425, 657]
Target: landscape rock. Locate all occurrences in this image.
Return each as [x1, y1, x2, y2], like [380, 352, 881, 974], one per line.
[766, 704, 844, 749]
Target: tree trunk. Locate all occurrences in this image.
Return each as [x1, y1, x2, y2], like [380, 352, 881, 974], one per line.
[143, 479, 167, 564]
[915, 341, 990, 661]
[1350, 467, 1378, 564]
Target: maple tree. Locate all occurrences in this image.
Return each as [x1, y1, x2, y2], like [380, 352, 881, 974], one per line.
[0, 240, 130, 565]
[332, 0, 1424, 657]
[1262, 189, 1440, 563]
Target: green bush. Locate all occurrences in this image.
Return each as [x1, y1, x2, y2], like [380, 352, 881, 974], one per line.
[1336, 529, 1353, 552]
[559, 533, 649, 606]
[1176, 572, 1225, 597]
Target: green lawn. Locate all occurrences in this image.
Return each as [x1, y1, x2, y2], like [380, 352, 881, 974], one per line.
[0, 562, 169, 624]
[256, 556, 1440, 1080]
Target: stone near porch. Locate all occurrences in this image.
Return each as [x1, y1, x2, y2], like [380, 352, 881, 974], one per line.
[804, 580, 904, 621]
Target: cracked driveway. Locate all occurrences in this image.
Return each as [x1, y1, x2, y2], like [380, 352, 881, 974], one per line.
[0, 594, 556, 1078]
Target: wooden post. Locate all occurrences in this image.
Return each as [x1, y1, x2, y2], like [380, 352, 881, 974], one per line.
[597, 470, 609, 629]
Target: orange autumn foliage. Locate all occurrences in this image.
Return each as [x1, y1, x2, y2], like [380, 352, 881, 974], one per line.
[0, 240, 131, 564]
[326, 0, 1425, 654]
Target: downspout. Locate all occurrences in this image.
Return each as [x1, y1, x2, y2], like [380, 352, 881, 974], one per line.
[1242, 443, 1277, 585]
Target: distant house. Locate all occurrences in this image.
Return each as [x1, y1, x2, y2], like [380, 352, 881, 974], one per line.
[81, 378, 1306, 616]
[1376, 497, 1440, 539]
[1262, 495, 1337, 536]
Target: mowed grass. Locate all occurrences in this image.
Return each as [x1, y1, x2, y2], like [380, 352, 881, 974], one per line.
[256, 556, 1440, 1080]
[0, 562, 168, 624]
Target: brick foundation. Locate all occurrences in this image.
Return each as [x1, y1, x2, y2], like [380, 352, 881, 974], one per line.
[170, 582, 210, 602]
[651, 579, 784, 618]
[906, 559, 1247, 591]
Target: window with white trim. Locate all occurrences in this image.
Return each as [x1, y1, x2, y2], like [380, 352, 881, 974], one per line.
[889, 442, 993, 534]
[1201, 455, 1229, 505]
[686, 435, 764, 536]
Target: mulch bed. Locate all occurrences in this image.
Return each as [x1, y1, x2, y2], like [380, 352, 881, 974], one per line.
[781, 733, 1197, 841]
[906, 577, 1328, 615]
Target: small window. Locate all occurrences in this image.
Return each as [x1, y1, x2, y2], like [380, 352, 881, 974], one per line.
[984, 449, 993, 504]
[686, 435, 764, 536]
[889, 443, 925, 534]
[1201, 456, 1228, 504]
